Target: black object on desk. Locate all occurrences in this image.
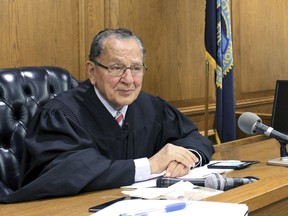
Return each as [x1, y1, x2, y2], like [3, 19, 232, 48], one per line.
[207, 160, 259, 170]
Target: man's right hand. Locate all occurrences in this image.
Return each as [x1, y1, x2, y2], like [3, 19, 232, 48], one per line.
[148, 143, 198, 177]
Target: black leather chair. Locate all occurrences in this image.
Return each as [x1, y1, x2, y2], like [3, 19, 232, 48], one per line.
[0, 66, 79, 194]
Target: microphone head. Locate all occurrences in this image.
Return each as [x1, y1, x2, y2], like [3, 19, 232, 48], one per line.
[204, 173, 226, 191]
[204, 173, 259, 191]
[238, 112, 262, 135]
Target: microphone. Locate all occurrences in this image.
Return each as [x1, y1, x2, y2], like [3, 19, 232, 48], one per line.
[156, 173, 258, 191]
[238, 112, 288, 144]
[156, 177, 205, 187]
[238, 112, 288, 166]
[204, 173, 258, 191]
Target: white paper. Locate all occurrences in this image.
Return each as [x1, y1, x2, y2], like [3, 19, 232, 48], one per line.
[91, 199, 248, 216]
[178, 161, 233, 179]
[121, 181, 223, 200]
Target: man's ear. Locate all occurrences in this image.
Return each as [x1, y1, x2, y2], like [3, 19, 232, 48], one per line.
[86, 61, 96, 83]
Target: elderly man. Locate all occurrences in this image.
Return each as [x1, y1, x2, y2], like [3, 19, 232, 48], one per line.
[0, 28, 214, 203]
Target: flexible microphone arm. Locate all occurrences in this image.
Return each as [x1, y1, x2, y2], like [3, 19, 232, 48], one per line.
[255, 122, 288, 158]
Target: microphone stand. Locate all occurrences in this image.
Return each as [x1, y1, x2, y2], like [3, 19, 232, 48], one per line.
[267, 141, 288, 167]
[280, 141, 288, 158]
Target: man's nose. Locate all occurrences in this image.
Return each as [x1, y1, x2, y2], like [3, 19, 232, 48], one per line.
[121, 68, 135, 82]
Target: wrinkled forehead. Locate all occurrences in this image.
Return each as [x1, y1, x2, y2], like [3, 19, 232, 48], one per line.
[100, 36, 144, 59]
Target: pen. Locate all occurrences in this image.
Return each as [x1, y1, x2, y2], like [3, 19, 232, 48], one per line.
[119, 202, 187, 216]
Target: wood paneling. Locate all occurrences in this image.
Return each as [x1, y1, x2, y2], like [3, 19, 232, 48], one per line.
[104, 0, 212, 104]
[1, 0, 288, 138]
[233, 0, 288, 100]
[0, 0, 80, 78]
[80, 0, 105, 80]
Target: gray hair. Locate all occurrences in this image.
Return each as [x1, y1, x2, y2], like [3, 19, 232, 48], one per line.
[89, 28, 146, 62]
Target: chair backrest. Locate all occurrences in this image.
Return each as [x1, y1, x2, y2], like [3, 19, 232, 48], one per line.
[0, 66, 78, 192]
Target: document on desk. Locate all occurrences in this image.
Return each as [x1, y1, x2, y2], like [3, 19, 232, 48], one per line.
[91, 199, 248, 216]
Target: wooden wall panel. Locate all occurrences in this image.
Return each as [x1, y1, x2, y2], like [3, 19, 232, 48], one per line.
[105, 0, 214, 105]
[0, 0, 81, 78]
[230, 0, 288, 137]
[1, 0, 288, 138]
[79, 0, 105, 80]
[233, 0, 288, 99]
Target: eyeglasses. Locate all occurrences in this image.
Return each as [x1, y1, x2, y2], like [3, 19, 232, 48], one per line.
[93, 61, 147, 77]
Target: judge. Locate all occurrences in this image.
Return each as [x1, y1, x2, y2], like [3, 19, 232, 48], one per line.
[0, 28, 214, 203]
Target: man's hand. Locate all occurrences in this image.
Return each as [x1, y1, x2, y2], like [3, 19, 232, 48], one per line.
[164, 161, 190, 177]
[148, 143, 199, 177]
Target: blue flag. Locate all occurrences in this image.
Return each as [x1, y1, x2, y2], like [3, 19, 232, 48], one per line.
[205, 0, 236, 143]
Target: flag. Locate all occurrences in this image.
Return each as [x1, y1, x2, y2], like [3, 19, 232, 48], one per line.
[205, 0, 236, 143]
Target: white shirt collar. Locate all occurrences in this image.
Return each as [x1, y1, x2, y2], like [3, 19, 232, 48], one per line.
[93, 86, 128, 118]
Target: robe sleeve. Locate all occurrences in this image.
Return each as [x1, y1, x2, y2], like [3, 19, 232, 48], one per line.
[161, 100, 214, 165]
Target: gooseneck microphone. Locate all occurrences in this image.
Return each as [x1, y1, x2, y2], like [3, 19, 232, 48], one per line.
[156, 173, 258, 191]
[238, 112, 288, 144]
[238, 112, 288, 166]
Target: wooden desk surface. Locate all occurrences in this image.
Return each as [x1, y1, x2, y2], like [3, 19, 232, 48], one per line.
[207, 136, 288, 216]
[1, 136, 287, 216]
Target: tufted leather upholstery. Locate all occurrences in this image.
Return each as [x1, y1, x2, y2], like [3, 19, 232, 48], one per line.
[0, 66, 79, 194]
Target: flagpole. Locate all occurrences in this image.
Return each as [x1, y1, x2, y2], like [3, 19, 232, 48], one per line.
[204, 60, 210, 138]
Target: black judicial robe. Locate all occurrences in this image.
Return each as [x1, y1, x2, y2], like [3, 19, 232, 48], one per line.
[0, 80, 214, 203]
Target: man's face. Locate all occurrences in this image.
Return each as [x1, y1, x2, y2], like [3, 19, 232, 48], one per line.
[87, 36, 144, 110]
